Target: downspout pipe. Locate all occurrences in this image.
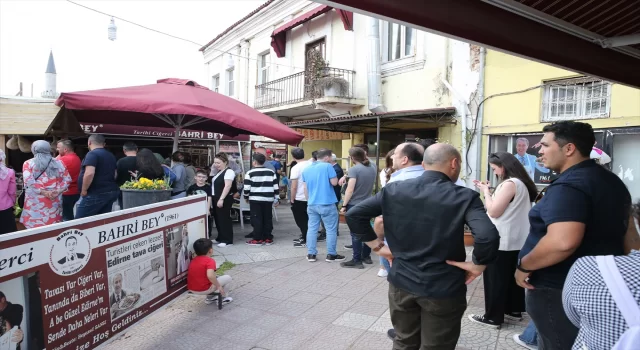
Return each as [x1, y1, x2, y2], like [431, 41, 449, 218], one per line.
[441, 78, 469, 184]
[367, 17, 386, 114]
[475, 47, 486, 182]
[367, 17, 385, 191]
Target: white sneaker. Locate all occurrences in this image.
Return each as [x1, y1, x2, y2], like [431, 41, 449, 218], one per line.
[217, 243, 227, 247]
[377, 268, 388, 277]
[513, 334, 537, 350]
[222, 296, 233, 304]
[211, 239, 220, 244]
[204, 296, 218, 305]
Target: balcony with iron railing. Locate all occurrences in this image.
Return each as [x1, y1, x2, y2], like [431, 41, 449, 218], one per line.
[254, 67, 357, 110]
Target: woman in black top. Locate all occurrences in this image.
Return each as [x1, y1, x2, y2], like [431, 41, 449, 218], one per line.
[211, 152, 236, 247]
[135, 149, 164, 180]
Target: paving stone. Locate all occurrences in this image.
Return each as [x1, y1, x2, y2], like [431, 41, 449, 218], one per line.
[368, 316, 393, 333]
[289, 291, 328, 304]
[254, 330, 310, 350]
[270, 300, 314, 317]
[305, 324, 366, 350]
[347, 300, 389, 317]
[249, 312, 293, 331]
[350, 330, 394, 350]
[222, 324, 271, 346]
[332, 311, 379, 330]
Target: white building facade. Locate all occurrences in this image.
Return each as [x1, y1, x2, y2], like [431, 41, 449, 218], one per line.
[201, 0, 485, 183]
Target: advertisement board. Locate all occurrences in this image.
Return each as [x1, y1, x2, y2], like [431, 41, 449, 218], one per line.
[0, 196, 208, 350]
[79, 123, 249, 142]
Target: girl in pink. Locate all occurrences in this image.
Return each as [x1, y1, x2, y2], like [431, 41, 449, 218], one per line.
[20, 140, 71, 229]
[0, 149, 17, 234]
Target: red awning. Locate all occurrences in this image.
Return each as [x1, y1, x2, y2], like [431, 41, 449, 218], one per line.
[55, 78, 304, 145]
[317, 0, 640, 88]
[270, 5, 353, 58]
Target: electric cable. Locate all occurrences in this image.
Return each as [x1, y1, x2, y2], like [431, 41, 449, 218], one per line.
[65, 0, 306, 70]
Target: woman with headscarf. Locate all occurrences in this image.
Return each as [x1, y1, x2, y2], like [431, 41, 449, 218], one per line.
[0, 150, 17, 234]
[20, 140, 71, 229]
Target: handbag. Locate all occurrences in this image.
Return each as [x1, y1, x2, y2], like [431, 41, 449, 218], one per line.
[16, 158, 52, 218]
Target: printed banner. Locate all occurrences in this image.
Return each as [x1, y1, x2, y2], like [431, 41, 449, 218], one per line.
[0, 196, 208, 350]
[79, 123, 249, 141]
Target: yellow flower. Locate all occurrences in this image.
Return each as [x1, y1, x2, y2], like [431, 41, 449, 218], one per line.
[156, 180, 164, 185]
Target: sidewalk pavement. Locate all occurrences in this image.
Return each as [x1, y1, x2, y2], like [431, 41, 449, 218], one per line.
[100, 204, 530, 350]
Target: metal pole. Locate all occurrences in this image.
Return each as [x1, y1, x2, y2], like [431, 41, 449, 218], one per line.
[375, 116, 380, 193]
[238, 141, 245, 174]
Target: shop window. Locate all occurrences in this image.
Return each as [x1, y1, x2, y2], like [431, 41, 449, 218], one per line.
[541, 77, 611, 122]
[612, 134, 640, 201]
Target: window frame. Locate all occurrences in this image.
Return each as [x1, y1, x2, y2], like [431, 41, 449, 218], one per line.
[211, 75, 220, 93]
[226, 68, 235, 97]
[257, 51, 270, 86]
[381, 21, 415, 63]
[541, 78, 611, 122]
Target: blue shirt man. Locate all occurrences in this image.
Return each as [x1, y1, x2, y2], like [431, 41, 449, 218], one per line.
[300, 149, 344, 262]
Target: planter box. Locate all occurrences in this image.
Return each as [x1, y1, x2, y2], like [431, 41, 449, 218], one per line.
[464, 232, 474, 246]
[121, 189, 172, 209]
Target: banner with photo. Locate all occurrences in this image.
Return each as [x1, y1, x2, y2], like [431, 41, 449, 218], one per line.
[0, 196, 208, 350]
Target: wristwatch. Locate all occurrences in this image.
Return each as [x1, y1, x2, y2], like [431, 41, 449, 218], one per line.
[372, 242, 385, 252]
[516, 259, 533, 273]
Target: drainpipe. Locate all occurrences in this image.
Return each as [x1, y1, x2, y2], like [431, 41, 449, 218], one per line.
[244, 40, 251, 105]
[475, 47, 486, 182]
[441, 78, 469, 184]
[367, 17, 386, 192]
[367, 17, 386, 114]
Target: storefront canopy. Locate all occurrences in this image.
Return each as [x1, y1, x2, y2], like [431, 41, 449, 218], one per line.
[315, 0, 640, 88]
[271, 5, 353, 57]
[55, 78, 303, 151]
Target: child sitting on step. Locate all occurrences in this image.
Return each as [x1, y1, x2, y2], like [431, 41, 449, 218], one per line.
[187, 238, 233, 305]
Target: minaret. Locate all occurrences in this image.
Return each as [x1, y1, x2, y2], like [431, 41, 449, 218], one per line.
[42, 50, 57, 98]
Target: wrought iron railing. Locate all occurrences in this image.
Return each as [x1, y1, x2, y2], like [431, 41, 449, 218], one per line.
[254, 67, 355, 109]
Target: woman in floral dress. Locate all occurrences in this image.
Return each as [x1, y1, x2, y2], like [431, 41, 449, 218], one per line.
[20, 140, 71, 229]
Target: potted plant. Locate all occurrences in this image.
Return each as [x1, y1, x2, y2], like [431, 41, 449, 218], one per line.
[120, 177, 172, 209]
[317, 76, 349, 97]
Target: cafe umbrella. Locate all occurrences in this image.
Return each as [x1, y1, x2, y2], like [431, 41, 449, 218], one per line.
[54, 78, 304, 151]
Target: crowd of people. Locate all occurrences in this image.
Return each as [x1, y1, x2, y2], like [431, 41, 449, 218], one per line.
[342, 121, 639, 350]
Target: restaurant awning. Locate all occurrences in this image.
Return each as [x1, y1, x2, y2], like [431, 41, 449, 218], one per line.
[0, 96, 84, 136]
[271, 5, 354, 57]
[284, 108, 457, 133]
[315, 0, 640, 88]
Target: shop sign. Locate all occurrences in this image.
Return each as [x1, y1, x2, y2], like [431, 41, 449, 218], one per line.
[0, 197, 208, 350]
[293, 128, 348, 141]
[79, 123, 249, 141]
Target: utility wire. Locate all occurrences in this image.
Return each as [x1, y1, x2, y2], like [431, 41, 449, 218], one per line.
[65, 0, 306, 70]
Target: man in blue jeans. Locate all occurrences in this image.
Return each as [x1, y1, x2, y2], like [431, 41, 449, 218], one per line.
[300, 148, 346, 263]
[75, 134, 120, 219]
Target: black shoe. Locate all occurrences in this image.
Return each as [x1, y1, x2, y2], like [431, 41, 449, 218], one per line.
[362, 256, 373, 264]
[340, 259, 364, 269]
[307, 254, 317, 262]
[293, 236, 304, 242]
[387, 329, 396, 341]
[468, 314, 501, 329]
[326, 254, 346, 262]
[344, 245, 352, 250]
[317, 234, 326, 242]
[244, 233, 254, 238]
[504, 312, 523, 322]
[293, 241, 307, 248]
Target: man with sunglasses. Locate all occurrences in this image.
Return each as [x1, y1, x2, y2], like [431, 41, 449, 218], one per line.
[514, 121, 631, 350]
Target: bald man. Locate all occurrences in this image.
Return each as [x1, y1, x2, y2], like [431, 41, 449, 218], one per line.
[346, 143, 499, 350]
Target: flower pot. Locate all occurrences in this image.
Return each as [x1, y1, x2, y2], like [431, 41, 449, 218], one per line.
[464, 231, 474, 247]
[324, 84, 340, 97]
[121, 189, 172, 209]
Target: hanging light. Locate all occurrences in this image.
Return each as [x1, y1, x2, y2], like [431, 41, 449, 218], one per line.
[108, 17, 117, 41]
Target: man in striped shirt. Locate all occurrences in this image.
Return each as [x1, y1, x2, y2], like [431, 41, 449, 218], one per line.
[244, 153, 279, 246]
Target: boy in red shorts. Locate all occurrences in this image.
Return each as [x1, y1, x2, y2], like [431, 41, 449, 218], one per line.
[187, 238, 233, 304]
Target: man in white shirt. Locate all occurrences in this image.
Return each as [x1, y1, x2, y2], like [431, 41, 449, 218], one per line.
[289, 148, 312, 244]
